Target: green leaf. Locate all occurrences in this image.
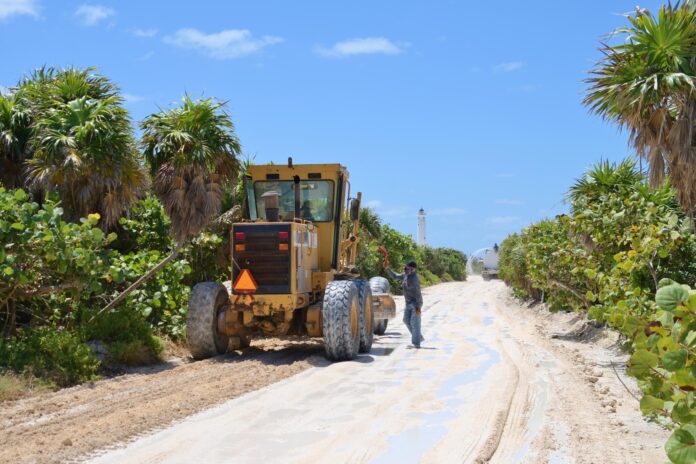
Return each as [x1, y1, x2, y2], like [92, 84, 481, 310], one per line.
[663, 350, 688, 372]
[628, 349, 659, 376]
[13, 189, 27, 201]
[640, 395, 664, 415]
[2, 266, 13, 276]
[656, 284, 690, 312]
[660, 278, 678, 289]
[686, 331, 696, 348]
[666, 425, 696, 464]
[10, 223, 24, 231]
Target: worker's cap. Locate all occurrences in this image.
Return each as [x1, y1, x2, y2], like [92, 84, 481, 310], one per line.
[406, 261, 417, 268]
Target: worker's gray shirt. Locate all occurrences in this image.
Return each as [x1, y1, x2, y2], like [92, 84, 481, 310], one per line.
[387, 268, 423, 308]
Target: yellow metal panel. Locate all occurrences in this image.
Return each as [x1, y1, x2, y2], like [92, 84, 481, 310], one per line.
[311, 271, 334, 293]
[247, 163, 349, 272]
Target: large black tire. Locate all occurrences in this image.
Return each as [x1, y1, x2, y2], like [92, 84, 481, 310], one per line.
[354, 279, 374, 353]
[322, 280, 360, 361]
[187, 282, 230, 359]
[374, 319, 388, 335]
[370, 277, 390, 335]
[369, 276, 390, 294]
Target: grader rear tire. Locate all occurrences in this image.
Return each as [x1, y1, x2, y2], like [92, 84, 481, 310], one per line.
[322, 280, 360, 361]
[374, 319, 388, 335]
[187, 282, 230, 359]
[354, 279, 374, 353]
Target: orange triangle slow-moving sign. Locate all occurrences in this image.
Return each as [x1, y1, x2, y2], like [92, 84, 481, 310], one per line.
[234, 269, 258, 293]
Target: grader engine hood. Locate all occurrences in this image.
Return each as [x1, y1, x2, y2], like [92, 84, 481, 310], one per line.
[232, 223, 292, 294]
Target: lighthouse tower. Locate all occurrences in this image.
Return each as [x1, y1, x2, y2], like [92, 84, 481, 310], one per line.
[417, 208, 427, 246]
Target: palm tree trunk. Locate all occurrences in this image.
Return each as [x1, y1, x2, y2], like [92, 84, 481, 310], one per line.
[91, 243, 183, 322]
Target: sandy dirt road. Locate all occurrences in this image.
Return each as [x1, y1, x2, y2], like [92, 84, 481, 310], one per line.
[84, 278, 669, 464]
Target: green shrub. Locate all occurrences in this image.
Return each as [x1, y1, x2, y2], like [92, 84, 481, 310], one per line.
[105, 250, 191, 339]
[356, 217, 467, 291]
[0, 328, 99, 387]
[116, 195, 173, 253]
[628, 282, 696, 464]
[107, 336, 164, 366]
[499, 159, 696, 464]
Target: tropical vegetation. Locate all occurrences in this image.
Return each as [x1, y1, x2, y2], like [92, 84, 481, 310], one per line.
[498, 4, 696, 459]
[0, 66, 466, 395]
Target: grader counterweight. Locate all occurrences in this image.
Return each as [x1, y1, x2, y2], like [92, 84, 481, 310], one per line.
[186, 159, 396, 361]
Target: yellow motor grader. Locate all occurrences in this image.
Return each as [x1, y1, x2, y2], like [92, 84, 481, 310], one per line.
[186, 159, 396, 361]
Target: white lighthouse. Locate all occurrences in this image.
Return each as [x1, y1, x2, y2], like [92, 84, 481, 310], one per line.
[417, 208, 427, 246]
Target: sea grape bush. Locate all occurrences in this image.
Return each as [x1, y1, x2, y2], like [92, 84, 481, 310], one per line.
[0, 188, 193, 385]
[628, 280, 696, 464]
[498, 160, 696, 464]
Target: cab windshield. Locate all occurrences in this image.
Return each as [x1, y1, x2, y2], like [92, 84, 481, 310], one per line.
[252, 180, 334, 222]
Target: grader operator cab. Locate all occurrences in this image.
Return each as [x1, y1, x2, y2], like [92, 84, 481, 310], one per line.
[186, 159, 396, 361]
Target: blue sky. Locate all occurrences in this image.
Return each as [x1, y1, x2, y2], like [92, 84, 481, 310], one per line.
[0, 1, 666, 254]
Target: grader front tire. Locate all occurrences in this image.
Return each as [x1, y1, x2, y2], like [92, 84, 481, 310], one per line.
[322, 280, 360, 361]
[354, 279, 374, 353]
[369, 276, 390, 336]
[187, 282, 230, 359]
[374, 319, 388, 335]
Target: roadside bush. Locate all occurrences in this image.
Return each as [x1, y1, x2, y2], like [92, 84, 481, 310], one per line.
[0, 328, 99, 387]
[0, 189, 194, 385]
[499, 159, 696, 464]
[359, 221, 466, 291]
[0, 188, 114, 335]
[105, 250, 191, 339]
[629, 281, 696, 464]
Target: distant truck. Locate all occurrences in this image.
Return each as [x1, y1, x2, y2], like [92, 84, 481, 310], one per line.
[482, 244, 499, 281]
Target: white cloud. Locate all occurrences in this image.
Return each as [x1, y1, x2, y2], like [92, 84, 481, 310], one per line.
[365, 200, 382, 209]
[74, 4, 115, 26]
[495, 198, 523, 205]
[0, 85, 8, 94]
[130, 28, 157, 38]
[486, 216, 520, 225]
[122, 93, 145, 103]
[164, 28, 283, 59]
[316, 37, 404, 58]
[0, 0, 39, 20]
[493, 61, 525, 73]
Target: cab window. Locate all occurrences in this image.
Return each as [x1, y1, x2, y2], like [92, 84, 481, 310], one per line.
[252, 180, 334, 222]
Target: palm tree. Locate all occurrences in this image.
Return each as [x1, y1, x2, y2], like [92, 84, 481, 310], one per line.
[25, 72, 147, 229]
[567, 159, 644, 207]
[359, 207, 382, 240]
[0, 91, 32, 188]
[96, 96, 241, 316]
[584, 2, 696, 215]
[142, 95, 241, 243]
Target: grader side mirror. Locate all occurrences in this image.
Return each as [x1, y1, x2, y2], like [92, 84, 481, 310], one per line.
[350, 198, 360, 222]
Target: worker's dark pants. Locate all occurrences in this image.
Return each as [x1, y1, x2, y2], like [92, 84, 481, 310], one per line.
[403, 302, 422, 347]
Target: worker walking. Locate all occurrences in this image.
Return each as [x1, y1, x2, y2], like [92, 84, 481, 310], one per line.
[386, 260, 424, 349]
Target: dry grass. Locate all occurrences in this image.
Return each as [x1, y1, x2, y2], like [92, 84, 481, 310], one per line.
[0, 373, 53, 402]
